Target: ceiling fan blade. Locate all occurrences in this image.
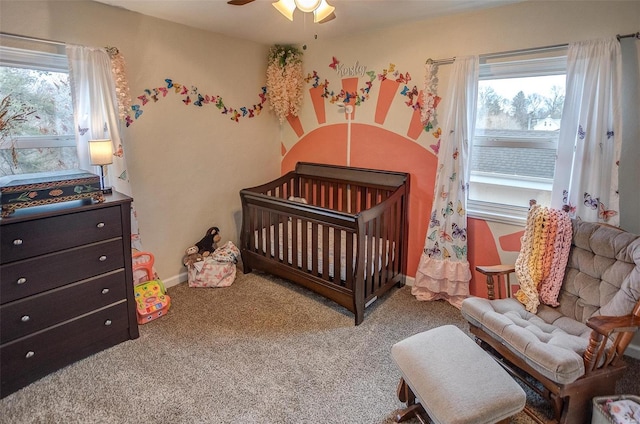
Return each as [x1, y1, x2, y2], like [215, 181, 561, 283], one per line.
[318, 12, 336, 24]
[227, 0, 255, 5]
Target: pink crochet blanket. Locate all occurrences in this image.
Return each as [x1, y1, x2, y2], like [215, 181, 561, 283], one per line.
[515, 205, 573, 313]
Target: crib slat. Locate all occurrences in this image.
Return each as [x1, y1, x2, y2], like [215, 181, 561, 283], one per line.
[256, 209, 265, 256]
[311, 222, 319, 275]
[394, 200, 402, 276]
[322, 224, 329, 280]
[388, 201, 396, 276]
[282, 214, 289, 264]
[366, 220, 374, 298]
[335, 228, 341, 284]
[302, 218, 309, 272]
[291, 217, 299, 268]
[346, 230, 354, 290]
[373, 215, 381, 290]
[381, 209, 390, 284]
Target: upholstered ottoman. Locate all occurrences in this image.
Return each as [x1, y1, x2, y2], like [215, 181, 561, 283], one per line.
[391, 325, 526, 424]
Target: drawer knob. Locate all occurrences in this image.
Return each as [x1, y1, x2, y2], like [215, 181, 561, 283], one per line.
[97, 222, 105, 228]
[99, 255, 107, 262]
[101, 288, 110, 294]
[21, 315, 30, 322]
[25, 351, 35, 359]
[13, 239, 23, 246]
[17, 277, 27, 285]
[104, 319, 112, 326]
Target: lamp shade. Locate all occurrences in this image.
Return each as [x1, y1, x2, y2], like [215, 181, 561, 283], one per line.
[272, 0, 296, 21]
[88, 139, 114, 166]
[313, 0, 335, 23]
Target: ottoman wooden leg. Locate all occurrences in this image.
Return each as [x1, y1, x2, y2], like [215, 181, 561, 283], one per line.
[395, 377, 427, 423]
[395, 404, 427, 423]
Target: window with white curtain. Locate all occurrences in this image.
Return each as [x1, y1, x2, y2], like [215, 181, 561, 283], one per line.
[468, 54, 567, 225]
[0, 45, 77, 177]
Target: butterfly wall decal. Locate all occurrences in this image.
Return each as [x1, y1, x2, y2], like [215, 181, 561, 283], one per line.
[131, 105, 142, 119]
[430, 139, 440, 155]
[329, 56, 339, 70]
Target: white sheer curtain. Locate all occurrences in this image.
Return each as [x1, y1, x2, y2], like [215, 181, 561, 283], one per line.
[66, 44, 140, 246]
[551, 37, 622, 226]
[413, 56, 479, 309]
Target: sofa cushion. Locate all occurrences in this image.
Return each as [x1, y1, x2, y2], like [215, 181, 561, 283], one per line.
[461, 297, 588, 384]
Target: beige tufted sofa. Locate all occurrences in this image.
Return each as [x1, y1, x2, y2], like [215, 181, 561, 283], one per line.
[461, 220, 640, 424]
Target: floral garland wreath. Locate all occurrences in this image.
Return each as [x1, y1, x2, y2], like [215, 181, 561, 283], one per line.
[266, 45, 304, 123]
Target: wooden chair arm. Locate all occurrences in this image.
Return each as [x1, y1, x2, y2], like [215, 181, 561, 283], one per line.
[587, 314, 639, 336]
[583, 314, 639, 374]
[475, 264, 516, 300]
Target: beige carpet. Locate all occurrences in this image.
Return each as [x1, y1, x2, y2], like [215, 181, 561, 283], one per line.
[1, 270, 638, 423]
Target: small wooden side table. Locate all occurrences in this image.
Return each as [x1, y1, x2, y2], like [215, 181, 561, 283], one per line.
[475, 264, 516, 300]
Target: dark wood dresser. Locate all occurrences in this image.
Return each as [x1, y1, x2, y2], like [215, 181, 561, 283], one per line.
[0, 191, 139, 398]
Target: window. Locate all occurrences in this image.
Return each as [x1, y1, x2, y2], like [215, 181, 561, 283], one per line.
[0, 45, 77, 177]
[468, 55, 567, 224]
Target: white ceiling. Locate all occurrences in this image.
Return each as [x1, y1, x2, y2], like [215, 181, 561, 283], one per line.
[95, 0, 524, 46]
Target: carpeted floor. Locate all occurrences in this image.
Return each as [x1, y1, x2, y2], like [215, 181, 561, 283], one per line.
[1, 270, 638, 423]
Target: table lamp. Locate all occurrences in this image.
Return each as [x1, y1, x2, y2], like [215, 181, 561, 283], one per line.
[89, 139, 113, 194]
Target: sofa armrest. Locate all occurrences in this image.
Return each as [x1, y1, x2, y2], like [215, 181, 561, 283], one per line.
[583, 314, 640, 374]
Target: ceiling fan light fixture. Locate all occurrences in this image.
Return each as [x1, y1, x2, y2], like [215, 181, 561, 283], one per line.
[272, 0, 296, 21]
[313, 0, 335, 23]
[294, 0, 321, 13]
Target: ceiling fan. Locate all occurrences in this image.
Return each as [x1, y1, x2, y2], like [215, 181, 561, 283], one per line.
[227, 0, 336, 24]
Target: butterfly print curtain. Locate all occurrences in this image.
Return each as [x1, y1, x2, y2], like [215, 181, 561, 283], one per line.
[66, 45, 141, 247]
[412, 56, 479, 309]
[551, 37, 621, 226]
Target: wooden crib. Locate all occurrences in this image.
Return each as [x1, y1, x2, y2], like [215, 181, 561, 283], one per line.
[239, 162, 410, 325]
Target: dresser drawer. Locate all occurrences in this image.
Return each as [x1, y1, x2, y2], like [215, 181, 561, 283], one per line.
[0, 270, 127, 343]
[1, 239, 125, 304]
[1, 301, 129, 396]
[0, 206, 122, 264]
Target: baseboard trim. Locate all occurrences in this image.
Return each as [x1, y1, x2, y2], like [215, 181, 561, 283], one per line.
[163, 271, 187, 288]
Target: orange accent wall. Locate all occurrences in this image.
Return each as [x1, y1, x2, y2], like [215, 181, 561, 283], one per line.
[467, 218, 502, 297]
[281, 123, 437, 278]
[500, 230, 525, 252]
